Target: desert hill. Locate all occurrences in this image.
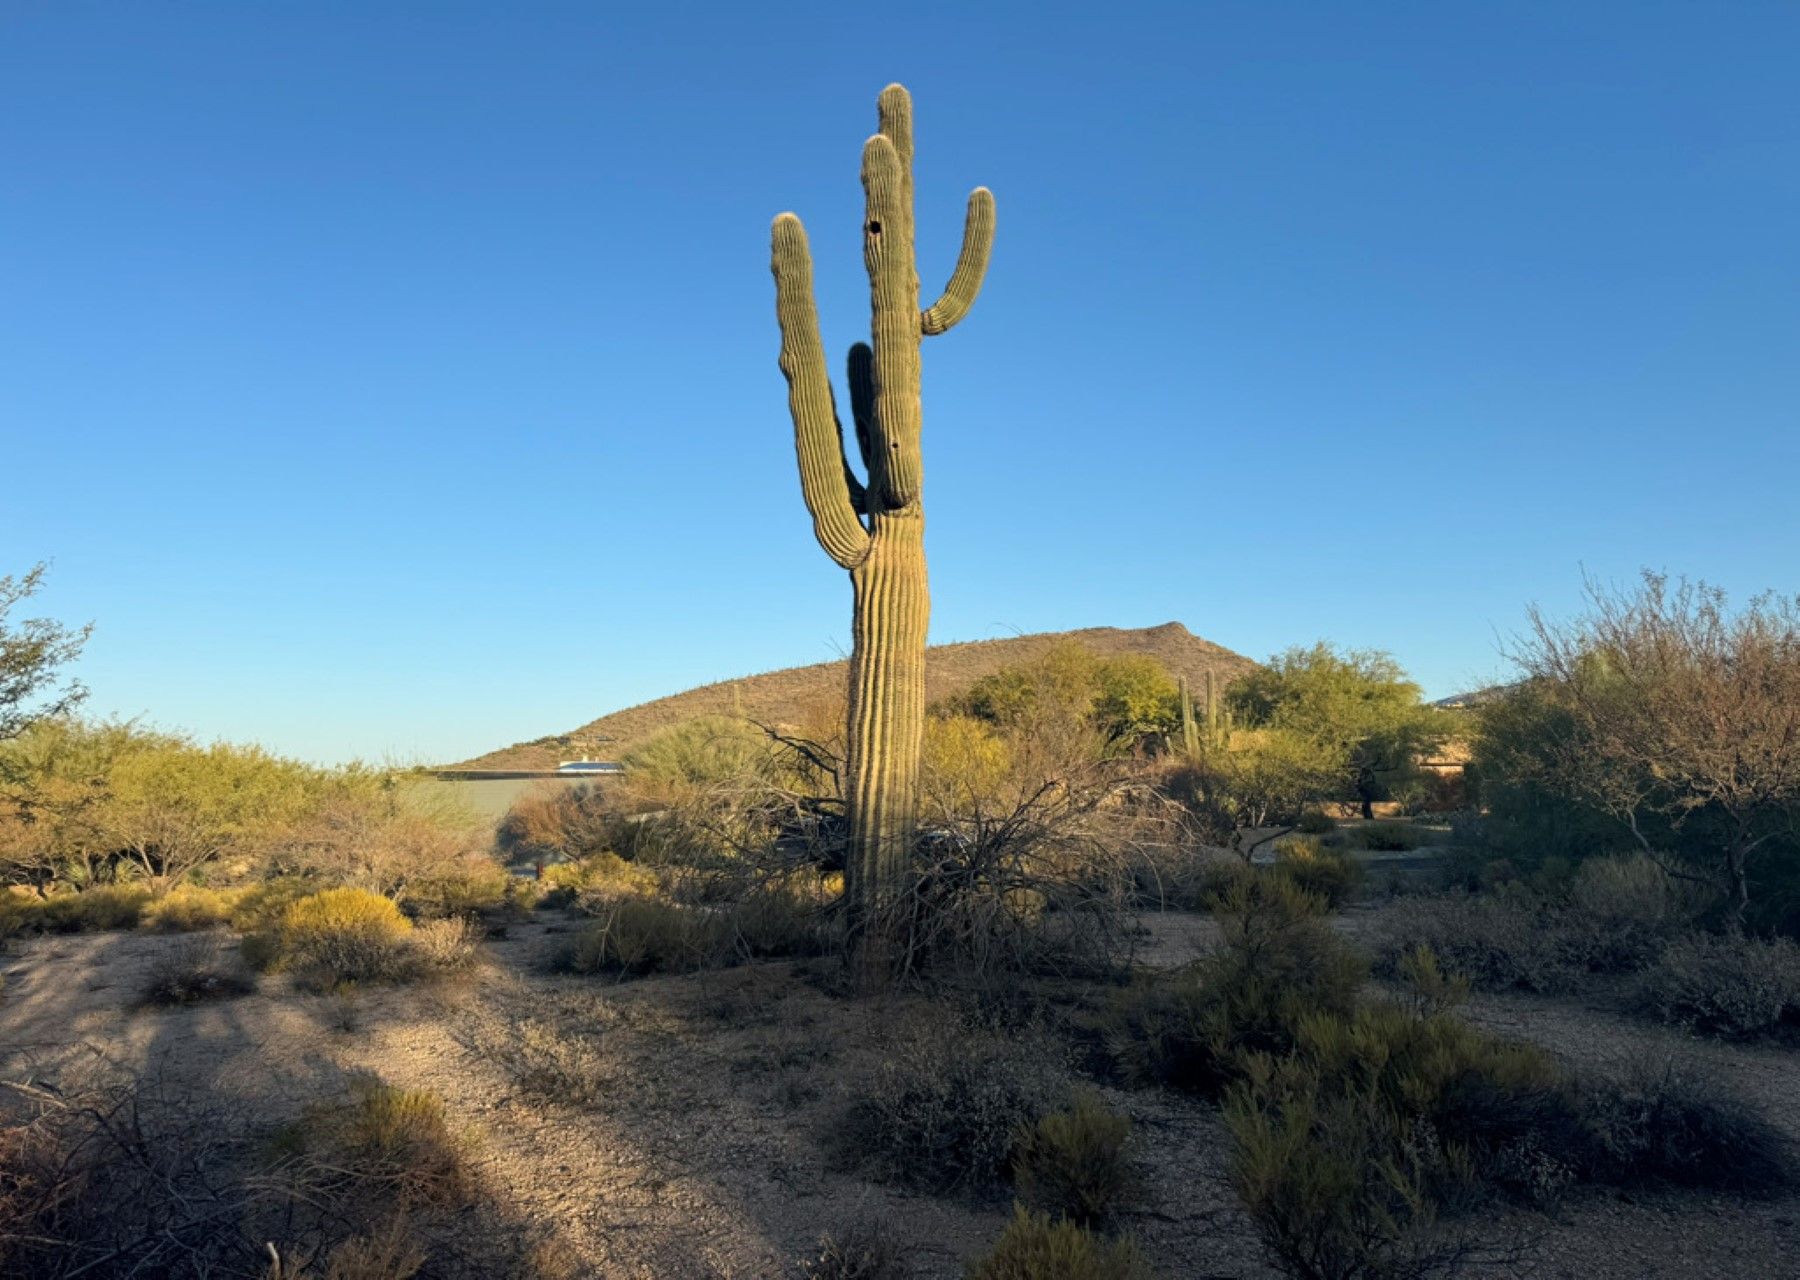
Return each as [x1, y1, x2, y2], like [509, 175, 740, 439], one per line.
[453, 623, 1257, 770]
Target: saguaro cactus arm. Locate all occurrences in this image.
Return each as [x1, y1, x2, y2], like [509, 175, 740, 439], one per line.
[861, 134, 924, 510]
[922, 188, 996, 335]
[773, 213, 871, 569]
[847, 342, 880, 497]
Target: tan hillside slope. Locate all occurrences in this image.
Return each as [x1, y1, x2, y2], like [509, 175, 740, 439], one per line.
[453, 622, 1257, 770]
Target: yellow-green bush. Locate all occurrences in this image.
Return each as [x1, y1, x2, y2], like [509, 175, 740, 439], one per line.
[537, 852, 660, 909]
[964, 1205, 1147, 1280]
[36, 884, 152, 933]
[1012, 1093, 1135, 1227]
[140, 885, 243, 932]
[277, 888, 416, 988]
[405, 856, 510, 919]
[557, 897, 721, 976]
[1272, 837, 1364, 909]
[229, 876, 320, 932]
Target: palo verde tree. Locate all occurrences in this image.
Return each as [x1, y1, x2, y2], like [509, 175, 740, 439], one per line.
[1, 563, 90, 745]
[1230, 643, 1444, 819]
[770, 84, 994, 971]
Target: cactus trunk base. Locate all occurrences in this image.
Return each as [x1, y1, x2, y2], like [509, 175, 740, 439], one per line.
[842, 514, 928, 980]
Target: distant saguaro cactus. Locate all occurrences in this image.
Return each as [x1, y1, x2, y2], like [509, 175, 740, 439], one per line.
[770, 84, 994, 974]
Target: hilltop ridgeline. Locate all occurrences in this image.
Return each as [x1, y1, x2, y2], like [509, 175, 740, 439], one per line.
[453, 622, 1256, 770]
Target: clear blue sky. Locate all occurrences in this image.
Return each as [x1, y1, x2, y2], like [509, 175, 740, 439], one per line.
[4, 2, 1796, 764]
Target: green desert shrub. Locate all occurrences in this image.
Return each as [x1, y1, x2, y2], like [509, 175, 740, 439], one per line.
[964, 1205, 1147, 1280]
[1635, 932, 1800, 1040]
[1011, 1092, 1135, 1227]
[1297, 809, 1338, 835]
[139, 884, 242, 932]
[802, 1217, 909, 1280]
[1289, 1008, 1568, 1200]
[1272, 838, 1364, 909]
[1225, 1060, 1467, 1280]
[1104, 872, 1365, 1095]
[844, 1031, 1061, 1193]
[1574, 1058, 1795, 1195]
[556, 897, 722, 976]
[1331, 823, 1436, 854]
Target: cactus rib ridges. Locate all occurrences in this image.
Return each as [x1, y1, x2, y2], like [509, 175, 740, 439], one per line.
[922, 188, 996, 335]
[861, 133, 923, 511]
[771, 84, 992, 976]
[772, 214, 870, 569]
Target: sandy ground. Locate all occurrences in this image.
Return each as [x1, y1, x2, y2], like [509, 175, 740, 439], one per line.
[3, 910, 1798, 1278]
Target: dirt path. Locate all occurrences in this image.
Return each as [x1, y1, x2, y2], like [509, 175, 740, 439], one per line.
[4, 915, 1796, 1278]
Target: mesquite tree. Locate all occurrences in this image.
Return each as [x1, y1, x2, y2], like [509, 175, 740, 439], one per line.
[770, 84, 994, 968]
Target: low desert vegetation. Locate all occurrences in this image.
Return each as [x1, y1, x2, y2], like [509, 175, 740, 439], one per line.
[139, 932, 256, 1006]
[1010, 1092, 1137, 1227]
[802, 1216, 910, 1280]
[841, 1023, 1067, 1194]
[964, 1205, 1148, 1280]
[6, 560, 1799, 1277]
[245, 887, 479, 991]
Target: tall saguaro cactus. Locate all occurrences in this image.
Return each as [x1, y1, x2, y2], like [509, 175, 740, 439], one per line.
[770, 84, 994, 971]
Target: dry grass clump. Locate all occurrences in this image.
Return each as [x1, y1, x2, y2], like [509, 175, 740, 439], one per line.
[556, 896, 722, 976]
[1, 883, 155, 935]
[403, 855, 510, 919]
[140, 883, 244, 931]
[496, 1018, 610, 1107]
[140, 933, 257, 1006]
[1011, 1092, 1136, 1227]
[406, 916, 482, 972]
[279, 1217, 428, 1280]
[801, 1215, 910, 1279]
[283, 1077, 471, 1208]
[964, 1204, 1148, 1280]
[841, 1025, 1064, 1194]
